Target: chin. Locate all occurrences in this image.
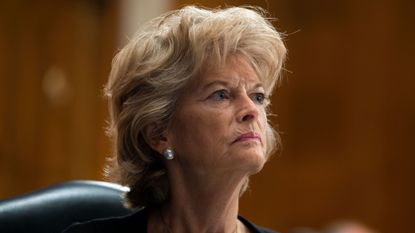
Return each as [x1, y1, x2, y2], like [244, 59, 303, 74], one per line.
[248, 158, 266, 175]
[227, 143, 266, 174]
[240, 149, 266, 175]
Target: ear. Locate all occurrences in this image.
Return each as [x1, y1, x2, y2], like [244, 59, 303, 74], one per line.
[142, 123, 170, 155]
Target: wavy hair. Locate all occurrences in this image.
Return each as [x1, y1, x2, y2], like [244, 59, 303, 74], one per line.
[105, 5, 286, 208]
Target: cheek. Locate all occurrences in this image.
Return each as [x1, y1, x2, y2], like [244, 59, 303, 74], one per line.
[258, 110, 268, 151]
[258, 109, 267, 131]
[170, 110, 229, 155]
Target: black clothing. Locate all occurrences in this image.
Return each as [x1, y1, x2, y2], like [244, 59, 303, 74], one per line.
[62, 208, 277, 233]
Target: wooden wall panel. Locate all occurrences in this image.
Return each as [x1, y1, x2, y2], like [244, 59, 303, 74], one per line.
[0, 0, 118, 197]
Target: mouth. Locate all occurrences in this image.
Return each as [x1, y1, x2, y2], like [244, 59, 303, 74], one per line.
[233, 132, 262, 144]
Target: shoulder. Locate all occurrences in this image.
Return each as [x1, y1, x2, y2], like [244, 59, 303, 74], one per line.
[238, 215, 280, 233]
[61, 208, 147, 233]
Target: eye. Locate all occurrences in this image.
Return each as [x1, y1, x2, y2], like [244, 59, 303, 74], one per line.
[251, 93, 266, 105]
[208, 89, 230, 101]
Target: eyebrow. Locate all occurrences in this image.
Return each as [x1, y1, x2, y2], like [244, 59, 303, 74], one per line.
[200, 80, 230, 91]
[200, 80, 265, 92]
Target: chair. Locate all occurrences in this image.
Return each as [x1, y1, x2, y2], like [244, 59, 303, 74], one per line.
[0, 180, 132, 233]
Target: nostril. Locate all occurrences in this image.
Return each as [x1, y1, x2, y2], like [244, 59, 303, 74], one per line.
[242, 114, 254, 121]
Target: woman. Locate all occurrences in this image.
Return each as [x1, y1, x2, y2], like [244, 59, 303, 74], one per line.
[64, 5, 286, 233]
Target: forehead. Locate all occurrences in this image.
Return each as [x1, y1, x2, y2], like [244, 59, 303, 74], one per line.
[194, 55, 262, 88]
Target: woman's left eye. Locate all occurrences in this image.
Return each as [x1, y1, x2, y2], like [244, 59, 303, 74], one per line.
[251, 93, 266, 104]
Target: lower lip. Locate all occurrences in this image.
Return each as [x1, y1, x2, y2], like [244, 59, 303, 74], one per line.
[235, 137, 261, 143]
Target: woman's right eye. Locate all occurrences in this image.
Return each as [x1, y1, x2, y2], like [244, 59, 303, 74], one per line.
[209, 89, 230, 101]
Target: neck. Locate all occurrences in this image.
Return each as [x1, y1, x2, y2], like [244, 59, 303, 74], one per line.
[149, 167, 248, 233]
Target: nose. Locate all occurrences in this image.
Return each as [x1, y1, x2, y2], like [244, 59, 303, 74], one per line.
[236, 93, 260, 123]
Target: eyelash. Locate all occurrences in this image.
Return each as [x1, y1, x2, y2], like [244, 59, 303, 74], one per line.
[210, 89, 230, 101]
[208, 89, 267, 105]
[252, 93, 266, 104]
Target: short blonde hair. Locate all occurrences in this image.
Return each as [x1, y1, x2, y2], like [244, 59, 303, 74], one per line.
[105, 5, 286, 208]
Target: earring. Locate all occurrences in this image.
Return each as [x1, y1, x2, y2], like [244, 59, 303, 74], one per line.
[163, 148, 174, 160]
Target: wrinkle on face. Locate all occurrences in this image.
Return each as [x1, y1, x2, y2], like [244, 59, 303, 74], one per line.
[167, 55, 268, 177]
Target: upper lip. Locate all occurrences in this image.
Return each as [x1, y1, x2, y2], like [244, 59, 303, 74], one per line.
[233, 132, 262, 143]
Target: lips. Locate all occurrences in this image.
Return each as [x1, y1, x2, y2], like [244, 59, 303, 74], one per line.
[233, 132, 262, 143]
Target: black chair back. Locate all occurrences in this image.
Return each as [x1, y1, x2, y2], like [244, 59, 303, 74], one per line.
[0, 180, 132, 233]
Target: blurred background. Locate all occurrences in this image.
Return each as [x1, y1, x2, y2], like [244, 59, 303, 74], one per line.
[1, 0, 414, 232]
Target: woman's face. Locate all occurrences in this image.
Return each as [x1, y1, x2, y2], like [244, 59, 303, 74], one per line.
[167, 56, 268, 176]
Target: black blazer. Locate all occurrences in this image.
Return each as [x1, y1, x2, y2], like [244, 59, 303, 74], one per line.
[62, 208, 277, 233]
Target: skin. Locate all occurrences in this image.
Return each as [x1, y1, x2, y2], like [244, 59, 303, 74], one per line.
[147, 55, 269, 233]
